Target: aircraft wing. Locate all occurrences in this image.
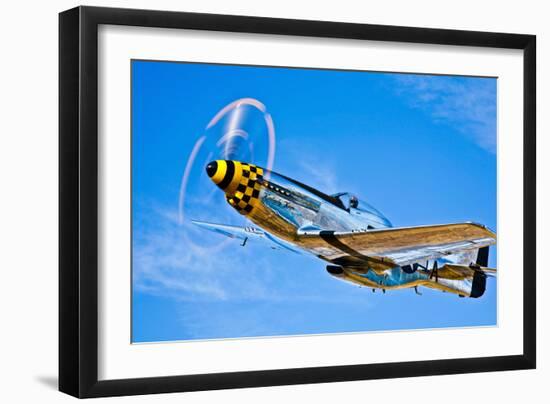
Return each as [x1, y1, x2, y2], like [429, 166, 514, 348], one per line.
[191, 220, 300, 253]
[298, 222, 496, 269]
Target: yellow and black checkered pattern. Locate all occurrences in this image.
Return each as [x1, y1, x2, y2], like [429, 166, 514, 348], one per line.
[226, 163, 263, 215]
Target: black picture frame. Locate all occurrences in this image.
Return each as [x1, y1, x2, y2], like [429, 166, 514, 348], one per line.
[59, 5, 536, 398]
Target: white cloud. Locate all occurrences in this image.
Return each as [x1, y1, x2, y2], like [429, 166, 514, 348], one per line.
[393, 75, 497, 153]
[296, 158, 339, 194]
[133, 207, 273, 302]
[275, 139, 342, 194]
[132, 201, 364, 304]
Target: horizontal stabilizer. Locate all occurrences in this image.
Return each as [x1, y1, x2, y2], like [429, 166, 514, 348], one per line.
[441, 264, 497, 279]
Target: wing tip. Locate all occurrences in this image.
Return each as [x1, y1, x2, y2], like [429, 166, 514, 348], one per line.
[190, 219, 211, 228]
[466, 221, 497, 239]
[482, 267, 497, 277]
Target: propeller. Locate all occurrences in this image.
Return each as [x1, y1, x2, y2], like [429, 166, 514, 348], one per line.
[176, 98, 276, 250]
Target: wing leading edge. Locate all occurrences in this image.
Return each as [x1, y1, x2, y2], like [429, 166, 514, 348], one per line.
[297, 222, 496, 270]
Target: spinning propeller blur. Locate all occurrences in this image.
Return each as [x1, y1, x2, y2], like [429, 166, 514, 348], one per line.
[177, 98, 276, 250]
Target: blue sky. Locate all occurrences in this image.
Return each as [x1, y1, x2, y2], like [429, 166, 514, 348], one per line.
[131, 60, 497, 343]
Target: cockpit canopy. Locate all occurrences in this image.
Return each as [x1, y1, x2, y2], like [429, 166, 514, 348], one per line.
[332, 192, 358, 210]
[331, 192, 392, 227]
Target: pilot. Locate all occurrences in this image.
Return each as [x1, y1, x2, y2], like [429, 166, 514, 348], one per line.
[350, 195, 359, 209]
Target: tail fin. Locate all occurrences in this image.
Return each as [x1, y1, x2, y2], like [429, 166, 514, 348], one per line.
[432, 264, 496, 298]
[475, 246, 496, 277]
[470, 269, 487, 298]
[476, 246, 490, 267]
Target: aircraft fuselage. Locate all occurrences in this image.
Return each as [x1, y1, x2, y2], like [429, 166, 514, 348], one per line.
[204, 160, 492, 298]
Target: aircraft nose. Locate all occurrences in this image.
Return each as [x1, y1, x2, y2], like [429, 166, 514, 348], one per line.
[205, 160, 240, 191]
[205, 161, 218, 178]
[205, 160, 263, 215]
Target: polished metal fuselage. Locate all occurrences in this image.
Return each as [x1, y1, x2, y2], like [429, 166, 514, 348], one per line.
[206, 160, 492, 297]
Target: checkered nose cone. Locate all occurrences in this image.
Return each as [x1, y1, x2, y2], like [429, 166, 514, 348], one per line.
[206, 160, 264, 215]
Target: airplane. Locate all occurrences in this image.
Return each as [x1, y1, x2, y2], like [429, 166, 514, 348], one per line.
[192, 159, 497, 298]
